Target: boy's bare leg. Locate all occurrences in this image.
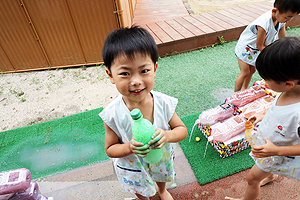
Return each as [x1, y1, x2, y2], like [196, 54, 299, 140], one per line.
[241, 65, 256, 90]
[225, 164, 270, 200]
[135, 193, 150, 200]
[260, 174, 279, 187]
[156, 182, 173, 200]
[234, 59, 252, 92]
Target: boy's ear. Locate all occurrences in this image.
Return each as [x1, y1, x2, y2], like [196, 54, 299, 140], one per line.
[154, 62, 158, 78]
[106, 68, 115, 84]
[285, 80, 295, 89]
[272, 8, 278, 15]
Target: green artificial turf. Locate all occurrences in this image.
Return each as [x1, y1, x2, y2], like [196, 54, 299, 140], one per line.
[0, 108, 108, 179]
[180, 112, 255, 185]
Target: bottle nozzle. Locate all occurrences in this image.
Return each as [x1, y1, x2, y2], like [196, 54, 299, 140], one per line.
[245, 121, 254, 130]
[131, 108, 142, 120]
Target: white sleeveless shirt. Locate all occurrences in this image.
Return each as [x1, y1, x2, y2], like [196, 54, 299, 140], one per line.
[256, 94, 300, 180]
[235, 10, 285, 66]
[99, 91, 178, 197]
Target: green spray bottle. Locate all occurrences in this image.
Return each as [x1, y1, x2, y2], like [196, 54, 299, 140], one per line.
[130, 108, 163, 164]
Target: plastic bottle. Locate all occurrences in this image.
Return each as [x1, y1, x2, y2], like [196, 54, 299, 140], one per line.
[131, 108, 163, 164]
[209, 115, 247, 143]
[240, 95, 274, 119]
[0, 193, 14, 200]
[244, 121, 274, 167]
[0, 168, 31, 195]
[227, 85, 266, 107]
[198, 102, 235, 126]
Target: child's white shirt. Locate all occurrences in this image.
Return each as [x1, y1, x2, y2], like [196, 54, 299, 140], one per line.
[99, 91, 178, 197]
[256, 94, 300, 180]
[235, 10, 285, 66]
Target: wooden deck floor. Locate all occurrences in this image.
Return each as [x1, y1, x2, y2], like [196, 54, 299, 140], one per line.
[132, 0, 300, 57]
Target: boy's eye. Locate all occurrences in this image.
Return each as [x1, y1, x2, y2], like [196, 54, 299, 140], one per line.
[141, 69, 149, 73]
[120, 72, 129, 76]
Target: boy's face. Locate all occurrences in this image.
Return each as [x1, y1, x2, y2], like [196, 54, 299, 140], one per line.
[265, 79, 297, 92]
[265, 80, 286, 92]
[272, 8, 299, 23]
[106, 53, 157, 105]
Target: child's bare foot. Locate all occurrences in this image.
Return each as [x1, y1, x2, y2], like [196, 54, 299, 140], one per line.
[225, 197, 243, 200]
[158, 189, 173, 200]
[135, 193, 150, 200]
[260, 174, 278, 187]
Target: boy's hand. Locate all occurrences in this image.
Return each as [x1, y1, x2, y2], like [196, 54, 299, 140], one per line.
[248, 114, 265, 124]
[251, 139, 278, 158]
[130, 139, 150, 158]
[148, 128, 166, 149]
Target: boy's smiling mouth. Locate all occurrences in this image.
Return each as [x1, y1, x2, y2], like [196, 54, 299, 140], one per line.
[131, 89, 145, 95]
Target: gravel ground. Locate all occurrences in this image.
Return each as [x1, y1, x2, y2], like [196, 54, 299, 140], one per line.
[0, 65, 119, 132]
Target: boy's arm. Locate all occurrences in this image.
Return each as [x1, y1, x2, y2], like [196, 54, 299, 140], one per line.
[104, 122, 150, 158]
[149, 112, 188, 149]
[104, 122, 132, 158]
[256, 26, 267, 51]
[276, 143, 300, 156]
[166, 112, 188, 143]
[252, 139, 300, 157]
[278, 26, 287, 38]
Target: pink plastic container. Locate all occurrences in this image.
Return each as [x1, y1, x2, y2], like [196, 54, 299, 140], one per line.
[209, 115, 247, 142]
[240, 95, 274, 119]
[0, 193, 14, 200]
[227, 85, 266, 107]
[199, 102, 235, 126]
[0, 168, 31, 195]
[9, 181, 39, 200]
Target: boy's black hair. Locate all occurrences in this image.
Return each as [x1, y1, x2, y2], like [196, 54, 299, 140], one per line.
[274, 0, 300, 14]
[102, 26, 158, 71]
[256, 37, 300, 84]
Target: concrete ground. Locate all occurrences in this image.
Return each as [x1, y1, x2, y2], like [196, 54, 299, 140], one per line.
[38, 143, 196, 199]
[38, 143, 300, 200]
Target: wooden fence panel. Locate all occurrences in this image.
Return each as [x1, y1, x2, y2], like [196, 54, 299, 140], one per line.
[0, 44, 14, 73]
[0, 0, 49, 72]
[0, 0, 135, 73]
[23, 0, 86, 67]
[67, 0, 120, 63]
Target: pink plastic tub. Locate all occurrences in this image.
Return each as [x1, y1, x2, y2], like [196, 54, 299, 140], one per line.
[9, 181, 39, 200]
[0, 168, 31, 195]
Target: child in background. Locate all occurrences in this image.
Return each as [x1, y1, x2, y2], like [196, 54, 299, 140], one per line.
[99, 26, 187, 200]
[234, 0, 300, 92]
[226, 37, 300, 200]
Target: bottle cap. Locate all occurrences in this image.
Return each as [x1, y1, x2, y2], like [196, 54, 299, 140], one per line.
[245, 121, 253, 130]
[130, 108, 142, 120]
